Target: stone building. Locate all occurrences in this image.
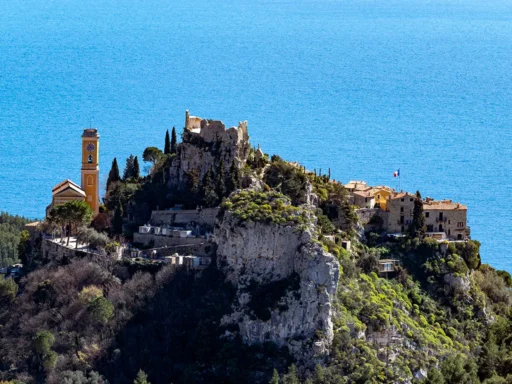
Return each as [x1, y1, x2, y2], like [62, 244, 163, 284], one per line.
[423, 198, 470, 240]
[352, 190, 375, 208]
[386, 192, 416, 233]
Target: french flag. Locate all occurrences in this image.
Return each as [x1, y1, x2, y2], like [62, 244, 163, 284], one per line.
[394, 169, 400, 178]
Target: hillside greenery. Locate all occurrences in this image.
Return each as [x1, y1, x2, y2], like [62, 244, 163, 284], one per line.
[0, 212, 32, 267]
[2, 132, 512, 384]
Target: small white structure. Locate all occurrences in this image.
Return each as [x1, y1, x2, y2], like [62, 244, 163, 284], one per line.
[179, 230, 192, 238]
[139, 225, 151, 234]
[324, 235, 336, 243]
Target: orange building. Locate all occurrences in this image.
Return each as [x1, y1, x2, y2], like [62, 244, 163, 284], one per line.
[47, 129, 100, 217]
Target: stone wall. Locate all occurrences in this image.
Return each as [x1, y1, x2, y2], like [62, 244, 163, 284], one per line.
[149, 208, 219, 227]
[133, 233, 205, 248]
[356, 208, 388, 231]
[42, 239, 97, 263]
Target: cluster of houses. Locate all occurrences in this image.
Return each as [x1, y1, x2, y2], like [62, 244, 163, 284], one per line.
[138, 225, 198, 239]
[346, 181, 470, 241]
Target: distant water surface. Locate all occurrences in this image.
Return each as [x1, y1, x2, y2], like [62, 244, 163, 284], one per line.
[0, 0, 511, 270]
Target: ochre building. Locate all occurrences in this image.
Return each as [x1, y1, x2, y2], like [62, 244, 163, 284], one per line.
[47, 129, 100, 217]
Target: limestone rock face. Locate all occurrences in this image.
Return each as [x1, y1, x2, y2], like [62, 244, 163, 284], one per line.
[168, 119, 250, 190]
[215, 211, 340, 362]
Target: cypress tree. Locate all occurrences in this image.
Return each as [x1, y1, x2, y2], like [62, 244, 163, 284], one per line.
[201, 167, 219, 207]
[107, 157, 120, 191]
[112, 205, 123, 235]
[123, 155, 135, 180]
[215, 159, 226, 199]
[171, 126, 177, 154]
[226, 161, 239, 194]
[411, 190, 426, 239]
[133, 156, 140, 179]
[164, 129, 171, 155]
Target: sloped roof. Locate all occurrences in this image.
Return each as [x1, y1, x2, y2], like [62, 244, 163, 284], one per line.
[423, 200, 467, 211]
[52, 180, 86, 197]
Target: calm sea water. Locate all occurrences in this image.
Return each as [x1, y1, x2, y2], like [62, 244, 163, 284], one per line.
[1, 0, 511, 270]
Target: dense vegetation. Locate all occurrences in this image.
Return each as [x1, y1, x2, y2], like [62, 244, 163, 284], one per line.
[0, 211, 32, 267]
[2, 128, 512, 384]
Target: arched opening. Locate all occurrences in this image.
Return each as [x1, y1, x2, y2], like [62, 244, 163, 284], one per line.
[88, 154, 93, 163]
[87, 175, 93, 186]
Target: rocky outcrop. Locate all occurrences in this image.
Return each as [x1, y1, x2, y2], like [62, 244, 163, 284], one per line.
[215, 211, 339, 362]
[168, 113, 250, 191]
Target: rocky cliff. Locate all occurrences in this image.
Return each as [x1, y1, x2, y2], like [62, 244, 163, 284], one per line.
[215, 193, 340, 362]
[168, 113, 250, 191]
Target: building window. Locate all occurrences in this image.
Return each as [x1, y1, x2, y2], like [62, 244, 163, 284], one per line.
[410, 198, 413, 202]
[426, 212, 430, 218]
[400, 207, 404, 212]
[401, 198, 404, 202]
[88, 155, 93, 163]
[457, 222, 464, 228]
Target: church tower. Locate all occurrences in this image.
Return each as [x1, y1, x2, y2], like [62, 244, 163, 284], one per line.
[81, 129, 100, 216]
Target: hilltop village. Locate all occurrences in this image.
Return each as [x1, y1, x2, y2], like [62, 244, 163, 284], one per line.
[2, 111, 512, 384]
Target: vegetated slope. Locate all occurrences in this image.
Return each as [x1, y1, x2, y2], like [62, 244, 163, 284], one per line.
[2, 133, 512, 384]
[0, 211, 32, 267]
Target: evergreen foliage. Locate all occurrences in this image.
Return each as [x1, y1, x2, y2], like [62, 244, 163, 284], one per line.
[0, 212, 31, 267]
[164, 129, 171, 155]
[123, 155, 137, 180]
[134, 370, 151, 384]
[171, 126, 177, 154]
[48, 201, 93, 246]
[133, 156, 141, 179]
[411, 190, 427, 239]
[106, 157, 120, 191]
[142, 147, 162, 165]
[112, 206, 123, 235]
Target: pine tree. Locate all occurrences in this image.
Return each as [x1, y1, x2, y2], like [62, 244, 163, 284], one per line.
[269, 369, 280, 384]
[171, 126, 177, 154]
[133, 156, 140, 179]
[124, 155, 135, 180]
[112, 205, 123, 235]
[411, 190, 426, 239]
[282, 364, 300, 384]
[164, 130, 171, 155]
[134, 370, 151, 384]
[107, 158, 120, 191]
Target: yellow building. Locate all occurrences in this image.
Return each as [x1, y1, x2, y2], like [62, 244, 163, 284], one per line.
[371, 186, 393, 211]
[47, 129, 100, 217]
[81, 129, 100, 215]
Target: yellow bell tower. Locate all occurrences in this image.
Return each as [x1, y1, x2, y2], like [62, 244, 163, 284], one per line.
[81, 129, 100, 216]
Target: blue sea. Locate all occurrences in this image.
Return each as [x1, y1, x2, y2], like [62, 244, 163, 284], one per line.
[0, 0, 511, 270]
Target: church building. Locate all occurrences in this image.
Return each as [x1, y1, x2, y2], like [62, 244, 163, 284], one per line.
[46, 129, 100, 217]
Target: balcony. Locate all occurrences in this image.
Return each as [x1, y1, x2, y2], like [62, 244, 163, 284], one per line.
[435, 217, 447, 223]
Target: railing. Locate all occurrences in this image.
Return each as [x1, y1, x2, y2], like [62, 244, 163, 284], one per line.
[435, 217, 447, 223]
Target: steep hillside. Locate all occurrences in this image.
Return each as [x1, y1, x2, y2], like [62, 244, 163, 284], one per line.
[2, 117, 512, 384]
